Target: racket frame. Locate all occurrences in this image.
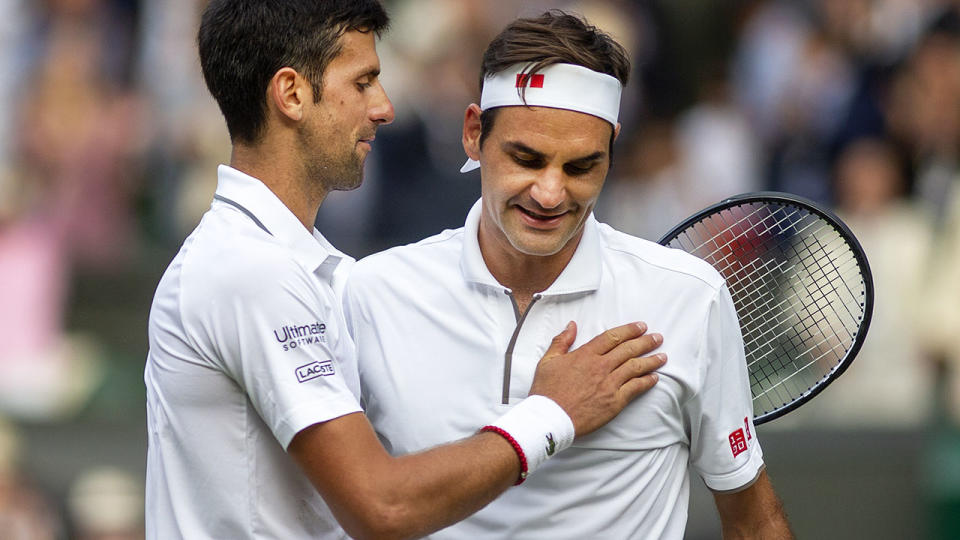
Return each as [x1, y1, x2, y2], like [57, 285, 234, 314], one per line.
[657, 191, 874, 425]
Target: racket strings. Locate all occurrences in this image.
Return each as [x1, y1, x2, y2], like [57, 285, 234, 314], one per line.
[668, 202, 867, 417]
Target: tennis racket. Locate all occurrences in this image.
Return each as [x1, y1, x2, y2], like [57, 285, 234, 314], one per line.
[658, 192, 873, 425]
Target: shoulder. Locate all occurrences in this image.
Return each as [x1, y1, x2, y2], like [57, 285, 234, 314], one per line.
[596, 221, 725, 293]
[350, 227, 464, 285]
[180, 211, 323, 310]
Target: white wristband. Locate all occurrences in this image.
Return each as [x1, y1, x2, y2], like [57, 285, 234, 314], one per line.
[490, 395, 575, 478]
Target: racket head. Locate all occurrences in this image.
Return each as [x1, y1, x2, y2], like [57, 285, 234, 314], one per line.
[658, 192, 874, 425]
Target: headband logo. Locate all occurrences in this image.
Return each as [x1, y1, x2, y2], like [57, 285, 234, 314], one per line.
[515, 73, 544, 88]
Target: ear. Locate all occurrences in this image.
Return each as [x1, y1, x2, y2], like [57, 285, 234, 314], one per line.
[268, 67, 308, 122]
[462, 103, 483, 161]
[614, 122, 621, 142]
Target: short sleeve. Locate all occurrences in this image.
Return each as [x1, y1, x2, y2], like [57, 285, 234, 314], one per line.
[687, 285, 764, 491]
[185, 256, 362, 449]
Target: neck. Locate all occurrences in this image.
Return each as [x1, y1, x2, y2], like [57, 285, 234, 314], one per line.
[477, 222, 583, 308]
[229, 142, 327, 231]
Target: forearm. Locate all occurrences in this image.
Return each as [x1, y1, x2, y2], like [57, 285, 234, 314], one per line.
[341, 431, 519, 540]
[291, 398, 572, 540]
[720, 508, 793, 540]
[715, 470, 794, 540]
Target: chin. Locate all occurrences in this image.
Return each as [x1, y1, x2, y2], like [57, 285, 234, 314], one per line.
[508, 236, 568, 258]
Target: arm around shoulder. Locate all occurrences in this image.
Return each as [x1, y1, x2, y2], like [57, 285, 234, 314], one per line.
[713, 469, 794, 540]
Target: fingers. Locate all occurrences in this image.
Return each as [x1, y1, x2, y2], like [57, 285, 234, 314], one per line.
[611, 353, 667, 389]
[601, 332, 662, 371]
[542, 321, 577, 360]
[580, 322, 648, 355]
[617, 370, 662, 403]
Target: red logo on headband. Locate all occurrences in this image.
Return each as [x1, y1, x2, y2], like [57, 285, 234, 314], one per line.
[516, 73, 544, 88]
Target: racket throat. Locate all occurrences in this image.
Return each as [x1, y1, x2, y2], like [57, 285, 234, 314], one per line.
[501, 291, 543, 404]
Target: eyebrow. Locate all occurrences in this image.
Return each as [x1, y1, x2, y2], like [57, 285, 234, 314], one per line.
[355, 67, 381, 80]
[502, 141, 606, 164]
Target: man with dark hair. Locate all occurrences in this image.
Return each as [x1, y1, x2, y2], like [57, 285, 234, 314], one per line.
[144, 2, 664, 539]
[345, 11, 793, 538]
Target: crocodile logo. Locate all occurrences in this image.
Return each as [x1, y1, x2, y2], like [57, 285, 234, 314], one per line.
[545, 433, 557, 456]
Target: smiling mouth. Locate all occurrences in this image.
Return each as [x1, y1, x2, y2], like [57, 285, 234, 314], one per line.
[517, 206, 566, 221]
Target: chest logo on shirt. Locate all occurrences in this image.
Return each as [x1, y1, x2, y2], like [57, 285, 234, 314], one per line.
[296, 360, 335, 382]
[273, 321, 327, 351]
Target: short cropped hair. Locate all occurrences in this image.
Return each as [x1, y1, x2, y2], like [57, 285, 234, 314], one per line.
[198, 0, 389, 144]
[478, 10, 631, 150]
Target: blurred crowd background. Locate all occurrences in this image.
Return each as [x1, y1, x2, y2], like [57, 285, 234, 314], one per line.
[1, 0, 960, 538]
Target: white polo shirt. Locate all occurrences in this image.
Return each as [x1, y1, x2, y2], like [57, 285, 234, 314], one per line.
[144, 165, 361, 539]
[344, 200, 764, 539]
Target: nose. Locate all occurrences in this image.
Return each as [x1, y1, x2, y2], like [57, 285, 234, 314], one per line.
[370, 82, 395, 125]
[528, 168, 566, 210]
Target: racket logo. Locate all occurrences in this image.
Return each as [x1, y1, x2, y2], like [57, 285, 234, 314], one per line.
[728, 428, 748, 458]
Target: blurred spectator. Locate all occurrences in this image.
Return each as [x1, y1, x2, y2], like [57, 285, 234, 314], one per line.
[919, 162, 960, 423]
[598, 71, 759, 240]
[597, 120, 688, 241]
[0, 187, 102, 420]
[887, 10, 960, 228]
[137, 0, 230, 242]
[0, 418, 61, 539]
[675, 67, 761, 206]
[785, 138, 936, 428]
[0, 1, 28, 187]
[15, 0, 145, 272]
[66, 466, 143, 540]
[0, 0, 148, 421]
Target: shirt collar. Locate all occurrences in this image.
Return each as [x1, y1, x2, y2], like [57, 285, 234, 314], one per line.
[214, 165, 347, 276]
[459, 199, 603, 295]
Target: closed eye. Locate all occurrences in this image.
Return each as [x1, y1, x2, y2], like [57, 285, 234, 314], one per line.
[512, 154, 544, 169]
[563, 163, 596, 176]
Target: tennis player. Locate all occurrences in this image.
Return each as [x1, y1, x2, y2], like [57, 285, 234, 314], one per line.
[143, 2, 667, 539]
[344, 11, 794, 539]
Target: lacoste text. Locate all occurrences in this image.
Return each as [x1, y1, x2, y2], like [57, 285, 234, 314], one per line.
[296, 360, 335, 382]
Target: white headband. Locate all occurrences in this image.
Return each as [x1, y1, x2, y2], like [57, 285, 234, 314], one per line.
[460, 63, 623, 173]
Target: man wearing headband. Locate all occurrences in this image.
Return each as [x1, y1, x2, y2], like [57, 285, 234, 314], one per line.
[344, 11, 793, 538]
[146, 2, 667, 538]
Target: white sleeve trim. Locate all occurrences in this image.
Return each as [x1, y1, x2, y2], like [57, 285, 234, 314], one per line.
[699, 443, 765, 492]
[276, 398, 363, 449]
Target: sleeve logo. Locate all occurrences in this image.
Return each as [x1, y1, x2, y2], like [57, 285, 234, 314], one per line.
[728, 428, 747, 458]
[274, 321, 327, 351]
[296, 360, 335, 382]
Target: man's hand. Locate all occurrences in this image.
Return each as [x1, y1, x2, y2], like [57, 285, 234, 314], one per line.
[529, 321, 665, 437]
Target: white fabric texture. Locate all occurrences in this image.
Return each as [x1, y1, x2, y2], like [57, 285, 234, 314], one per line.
[144, 165, 361, 539]
[344, 200, 764, 539]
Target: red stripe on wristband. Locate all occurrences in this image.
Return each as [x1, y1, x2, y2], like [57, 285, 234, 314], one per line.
[481, 425, 528, 485]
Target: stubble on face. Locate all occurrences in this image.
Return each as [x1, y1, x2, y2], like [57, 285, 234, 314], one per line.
[297, 117, 366, 194]
[295, 31, 388, 196]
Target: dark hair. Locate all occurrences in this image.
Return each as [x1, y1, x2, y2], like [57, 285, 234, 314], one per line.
[198, 0, 389, 144]
[478, 10, 631, 150]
